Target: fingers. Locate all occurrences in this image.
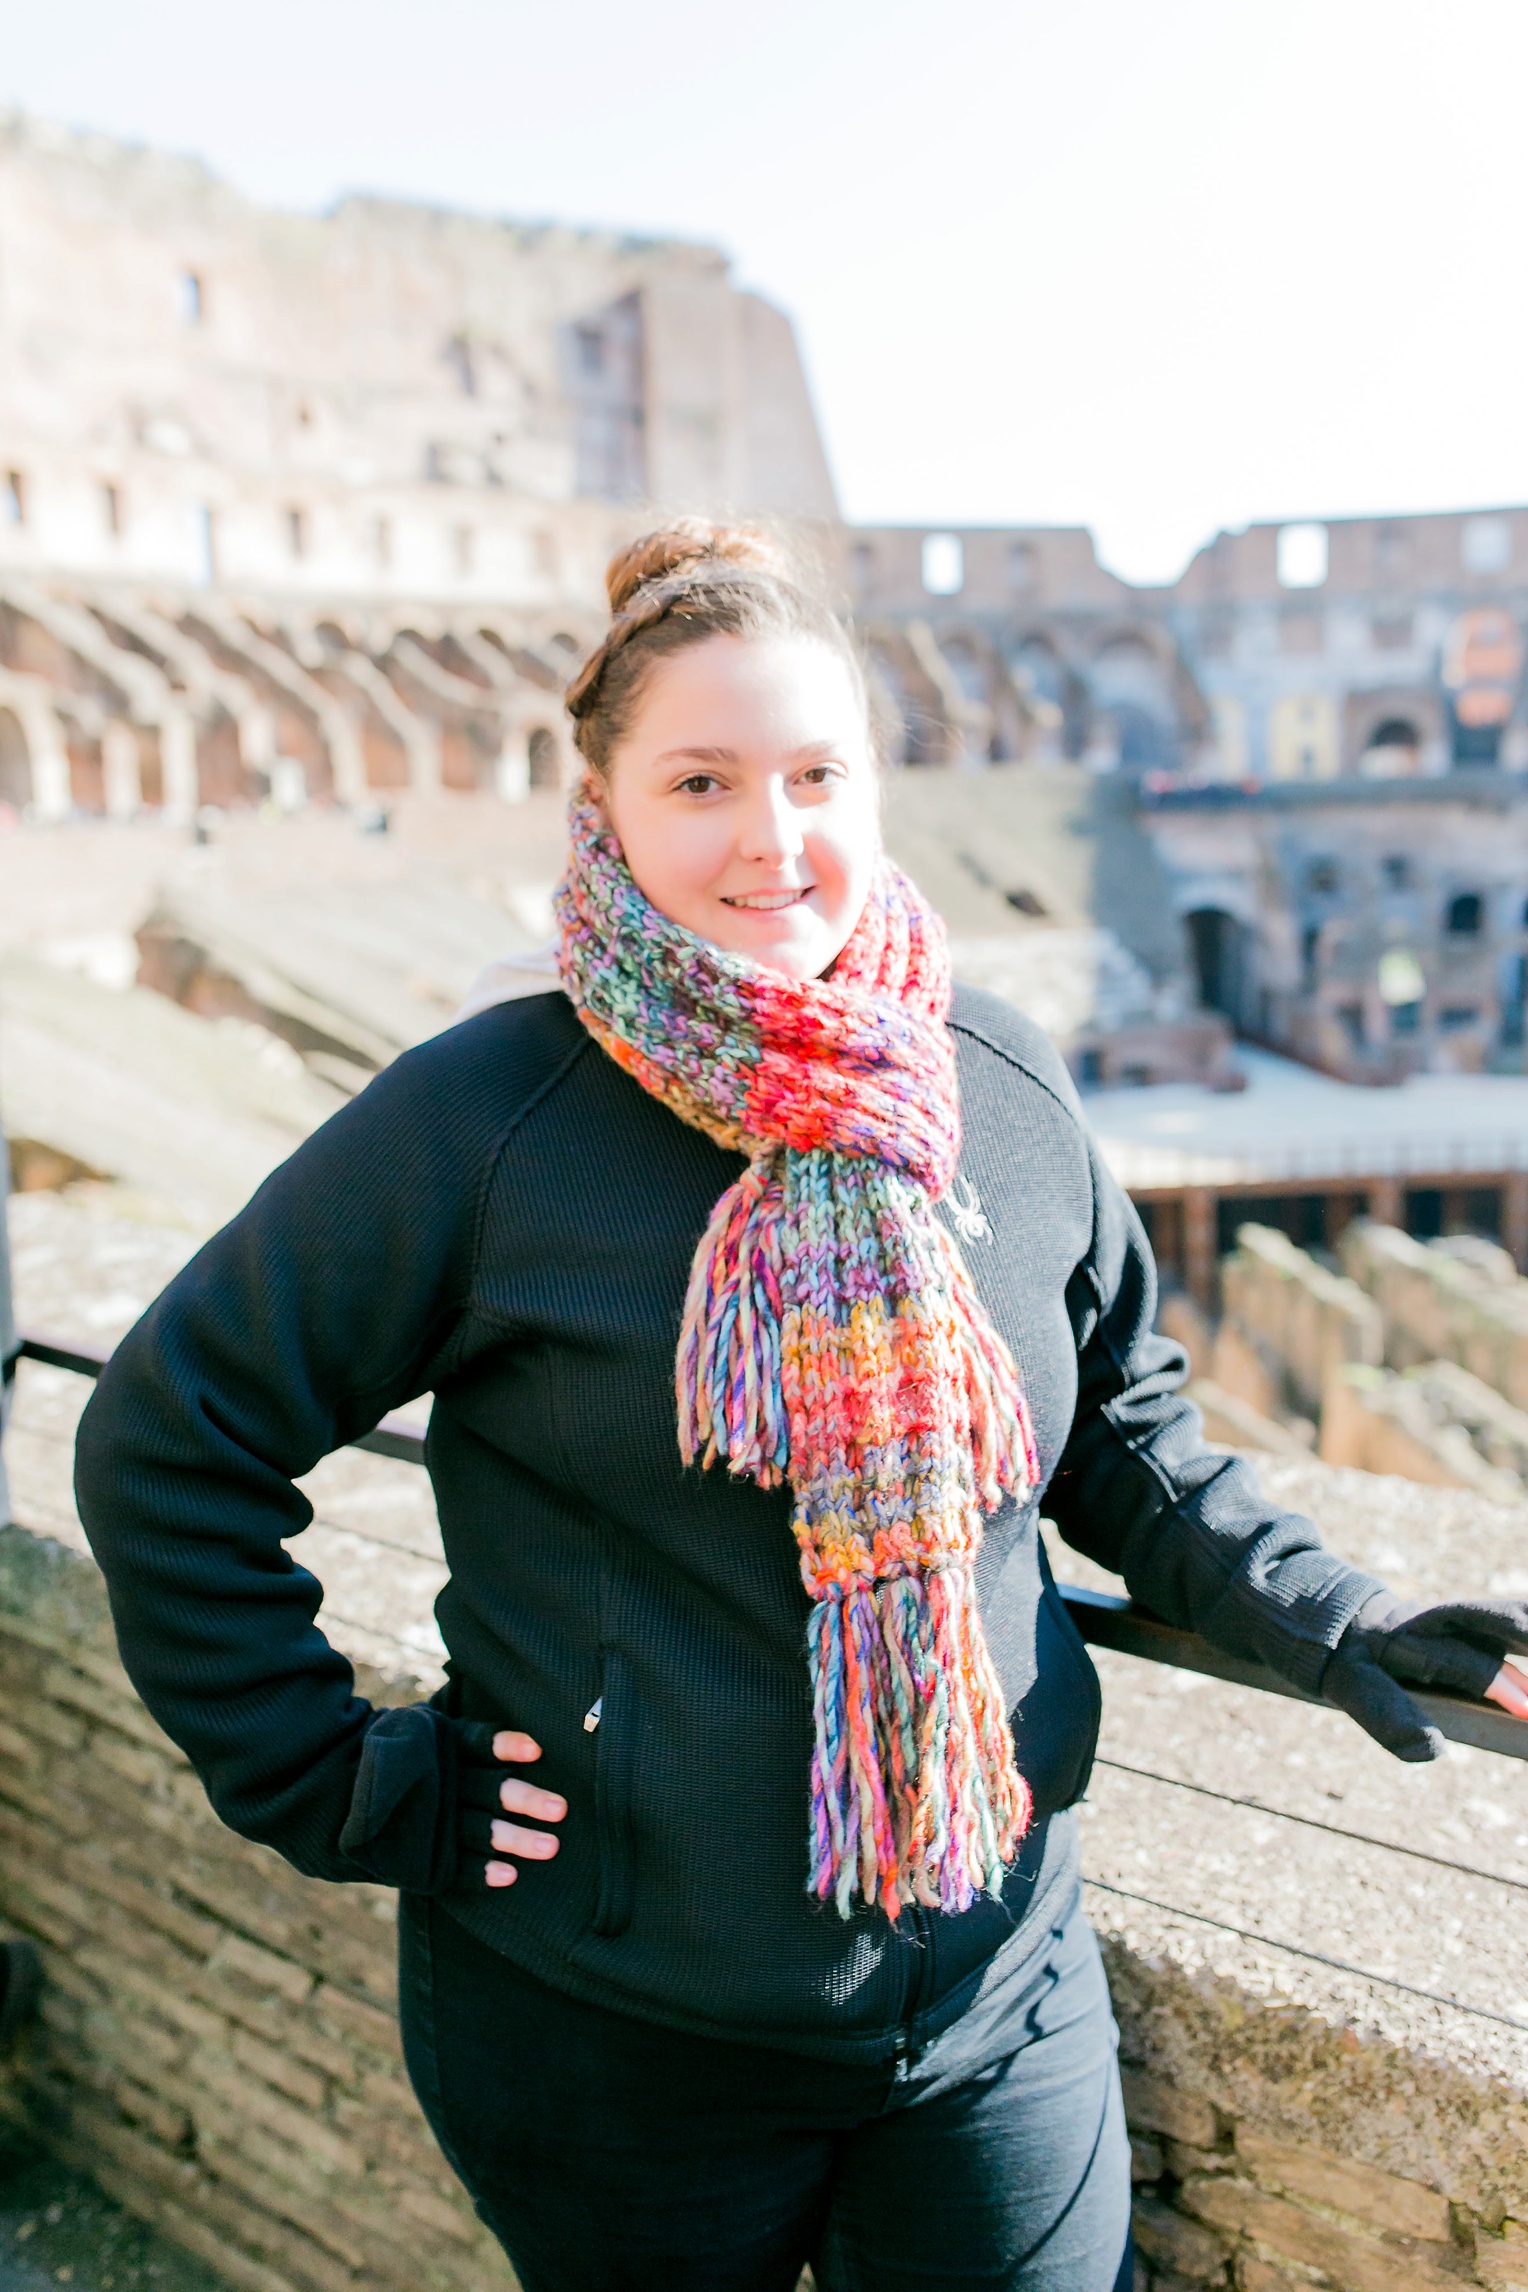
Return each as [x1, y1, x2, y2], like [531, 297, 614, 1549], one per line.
[482, 1813, 561, 1892]
[1486, 1663, 1528, 1722]
[1324, 1650, 1444, 1762]
[497, 1775, 566, 1824]
[467, 1731, 564, 1892]
[492, 1731, 542, 1763]
[1379, 1631, 1500, 1701]
[1402, 1600, 1528, 1656]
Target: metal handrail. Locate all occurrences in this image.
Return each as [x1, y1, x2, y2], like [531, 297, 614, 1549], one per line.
[17, 1330, 1528, 1763]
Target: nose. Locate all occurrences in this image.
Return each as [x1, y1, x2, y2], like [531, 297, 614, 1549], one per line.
[738, 776, 805, 869]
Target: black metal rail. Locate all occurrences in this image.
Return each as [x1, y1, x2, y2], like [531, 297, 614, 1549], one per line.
[17, 1331, 1528, 1763]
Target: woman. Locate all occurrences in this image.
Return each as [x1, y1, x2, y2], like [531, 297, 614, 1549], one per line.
[76, 523, 1528, 2292]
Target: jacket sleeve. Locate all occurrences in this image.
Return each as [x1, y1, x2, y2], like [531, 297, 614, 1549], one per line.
[1043, 1136, 1382, 1697]
[72, 1028, 512, 1883]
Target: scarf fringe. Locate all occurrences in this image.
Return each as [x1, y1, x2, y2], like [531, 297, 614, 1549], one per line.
[807, 1566, 1032, 1919]
[679, 1153, 1040, 1917]
[676, 1149, 789, 1486]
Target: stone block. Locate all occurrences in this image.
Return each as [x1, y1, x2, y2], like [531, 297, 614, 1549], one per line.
[41, 1659, 173, 1751]
[1181, 2175, 1464, 2292]
[1121, 2067, 1221, 2150]
[1130, 2192, 1230, 2280]
[226, 2024, 329, 2113]
[1234, 2261, 1313, 2292]
[1235, 2128, 1451, 2243]
[206, 1931, 316, 2007]
[1165, 2139, 1236, 2178]
[183, 2046, 367, 2178]
[91, 1728, 177, 1790]
[194, 2118, 427, 2277]
[397, 2179, 484, 2247]
[1213, 1322, 1283, 1420]
[1132, 2133, 1165, 2183]
[310, 1978, 403, 2062]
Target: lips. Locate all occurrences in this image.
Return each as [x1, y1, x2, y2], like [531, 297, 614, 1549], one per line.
[722, 889, 813, 912]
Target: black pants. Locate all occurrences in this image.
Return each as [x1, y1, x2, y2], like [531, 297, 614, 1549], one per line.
[398, 1892, 1134, 2292]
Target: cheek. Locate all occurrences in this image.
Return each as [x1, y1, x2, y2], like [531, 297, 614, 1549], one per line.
[615, 803, 727, 918]
[810, 802, 879, 915]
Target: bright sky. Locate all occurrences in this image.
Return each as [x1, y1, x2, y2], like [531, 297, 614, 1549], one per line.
[2, 0, 1524, 584]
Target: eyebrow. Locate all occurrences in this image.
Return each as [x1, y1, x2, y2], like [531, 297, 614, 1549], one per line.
[653, 741, 840, 767]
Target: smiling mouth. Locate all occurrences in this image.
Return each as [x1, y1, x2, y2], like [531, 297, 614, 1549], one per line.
[721, 889, 814, 912]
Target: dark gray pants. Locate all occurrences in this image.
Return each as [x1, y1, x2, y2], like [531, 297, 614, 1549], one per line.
[399, 1890, 1133, 2292]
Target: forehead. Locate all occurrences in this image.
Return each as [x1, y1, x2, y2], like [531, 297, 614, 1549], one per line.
[630, 633, 867, 753]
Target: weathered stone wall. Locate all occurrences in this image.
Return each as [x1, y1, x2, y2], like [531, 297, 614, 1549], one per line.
[1217, 1222, 1382, 1421]
[1342, 1222, 1528, 1404]
[0, 1520, 511, 2292]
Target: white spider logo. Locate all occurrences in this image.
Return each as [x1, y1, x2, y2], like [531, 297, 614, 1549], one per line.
[945, 1176, 992, 1244]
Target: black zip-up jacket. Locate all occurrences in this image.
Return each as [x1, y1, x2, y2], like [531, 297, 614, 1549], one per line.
[74, 985, 1382, 2063]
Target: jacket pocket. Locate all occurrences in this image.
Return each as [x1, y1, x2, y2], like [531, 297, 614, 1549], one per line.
[590, 1650, 636, 1939]
[1036, 1569, 1103, 1812]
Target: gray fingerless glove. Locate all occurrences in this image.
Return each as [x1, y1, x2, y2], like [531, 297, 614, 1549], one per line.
[1321, 1594, 1528, 1762]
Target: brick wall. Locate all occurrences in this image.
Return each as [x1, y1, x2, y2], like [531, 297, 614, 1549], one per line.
[1123, 2065, 1486, 2289]
[0, 1521, 512, 2292]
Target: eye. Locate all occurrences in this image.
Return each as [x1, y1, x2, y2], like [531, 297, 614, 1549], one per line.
[797, 761, 842, 787]
[676, 773, 720, 796]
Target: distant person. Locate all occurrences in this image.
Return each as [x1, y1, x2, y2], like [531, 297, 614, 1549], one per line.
[75, 524, 1528, 2292]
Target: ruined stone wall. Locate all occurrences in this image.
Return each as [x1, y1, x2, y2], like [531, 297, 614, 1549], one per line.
[1216, 1222, 1382, 1423]
[0, 113, 837, 605]
[0, 1520, 511, 2292]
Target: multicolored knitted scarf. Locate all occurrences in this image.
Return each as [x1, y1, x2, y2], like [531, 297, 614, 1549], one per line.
[555, 793, 1039, 1920]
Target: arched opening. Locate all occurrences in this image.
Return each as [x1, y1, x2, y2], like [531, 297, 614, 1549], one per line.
[1361, 716, 1421, 776]
[0, 707, 29, 809]
[1089, 636, 1177, 770]
[527, 726, 560, 789]
[1186, 907, 1248, 1030]
[1009, 635, 1064, 706]
[1008, 636, 1083, 759]
[1447, 891, 1485, 936]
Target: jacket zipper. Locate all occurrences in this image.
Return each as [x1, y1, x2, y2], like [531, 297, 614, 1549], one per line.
[894, 1903, 936, 2081]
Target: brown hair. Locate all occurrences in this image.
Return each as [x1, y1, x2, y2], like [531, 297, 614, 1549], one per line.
[564, 518, 868, 778]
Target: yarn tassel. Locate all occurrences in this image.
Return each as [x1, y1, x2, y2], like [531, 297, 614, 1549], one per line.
[677, 1149, 788, 1484]
[806, 1562, 1032, 1920]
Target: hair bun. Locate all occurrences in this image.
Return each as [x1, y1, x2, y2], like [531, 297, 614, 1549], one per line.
[604, 519, 792, 614]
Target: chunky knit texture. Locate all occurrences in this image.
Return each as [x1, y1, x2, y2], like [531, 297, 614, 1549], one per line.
[556, 796, 1041, 1918]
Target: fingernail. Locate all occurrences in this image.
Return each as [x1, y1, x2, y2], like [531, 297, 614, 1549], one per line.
[485, 1862, 516, 1888]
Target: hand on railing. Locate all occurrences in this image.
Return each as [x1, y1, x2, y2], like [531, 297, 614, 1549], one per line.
[1322, 1594, 1528, 1761]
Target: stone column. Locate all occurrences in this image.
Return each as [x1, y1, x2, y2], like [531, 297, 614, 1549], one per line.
[1504, 1172, 1528, 1271]
[1367, 1175, 1402, 1229]
[159, 708, 199, 820]
[1184, 1187, 1217, 1309]
[101, 722, 142, 817]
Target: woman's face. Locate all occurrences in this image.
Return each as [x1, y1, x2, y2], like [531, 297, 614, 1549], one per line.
[600, 633, 879, 980]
